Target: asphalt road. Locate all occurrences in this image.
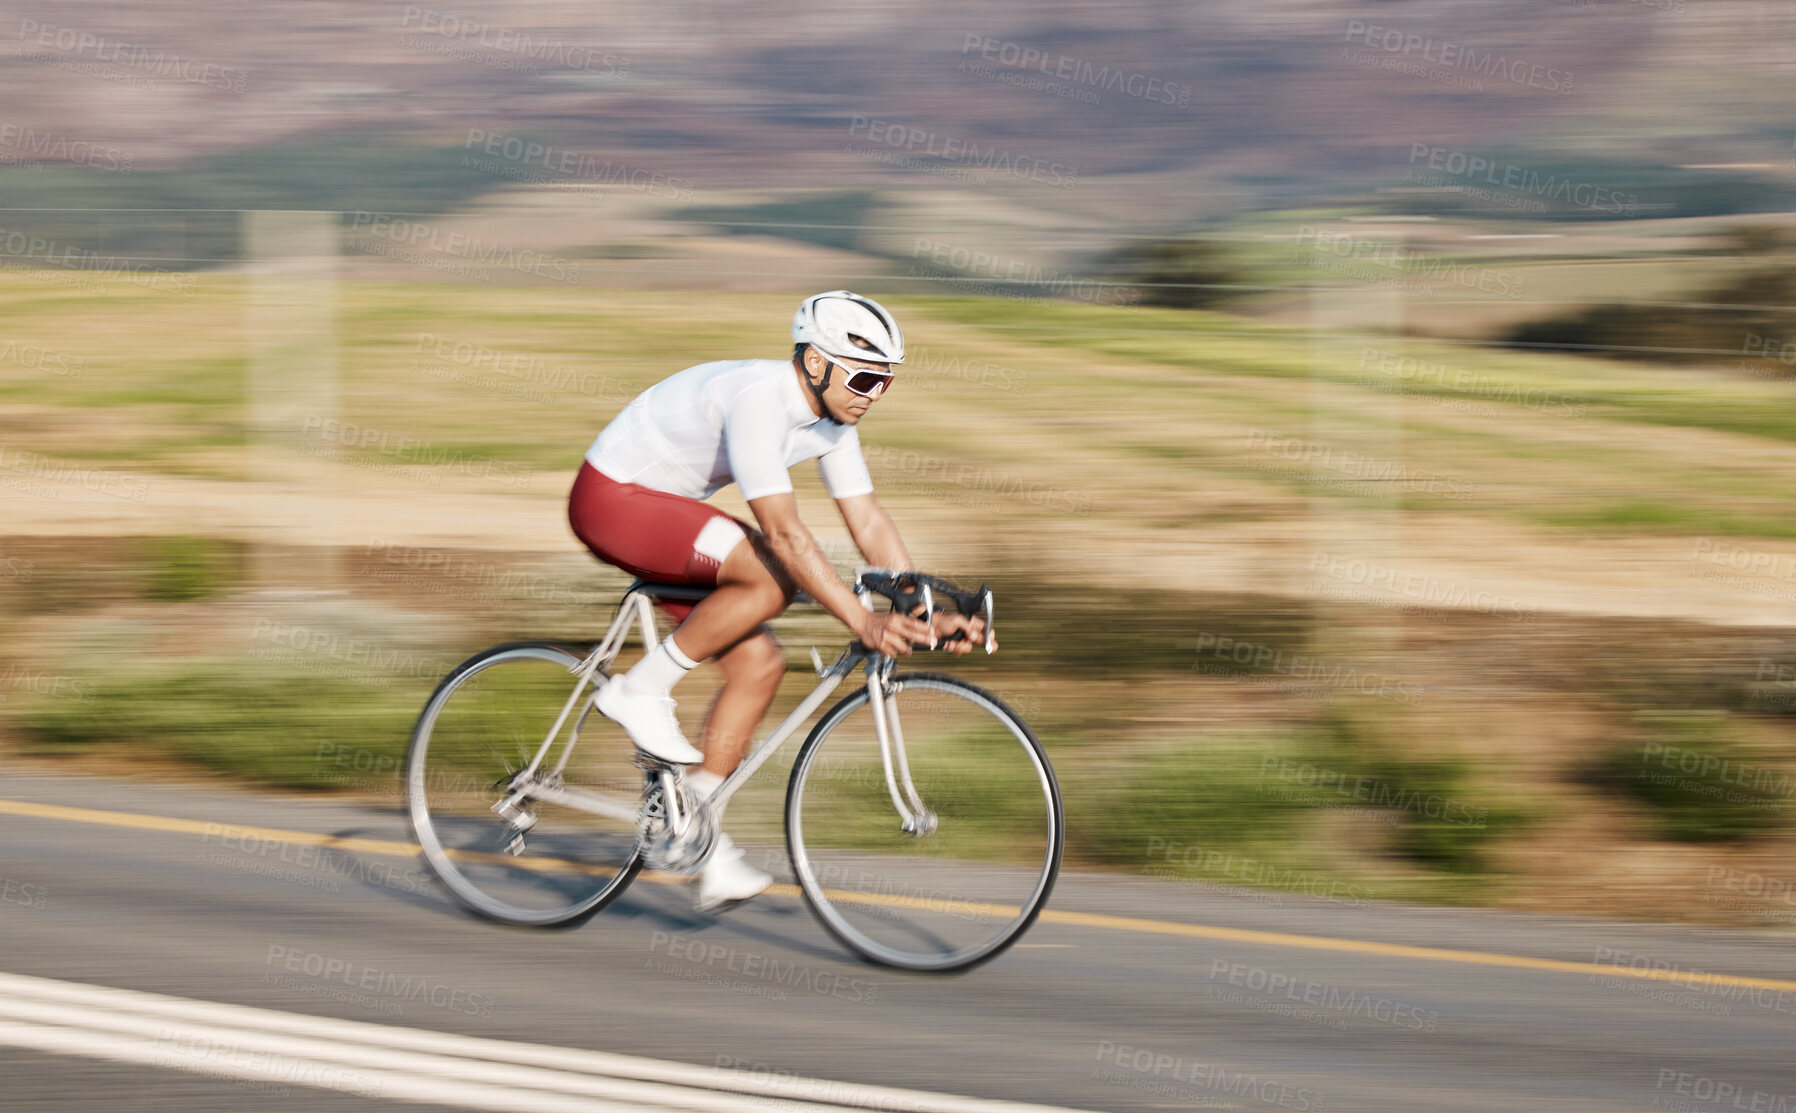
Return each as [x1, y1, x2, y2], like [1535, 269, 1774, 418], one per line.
[3, 771, 1794, 1112]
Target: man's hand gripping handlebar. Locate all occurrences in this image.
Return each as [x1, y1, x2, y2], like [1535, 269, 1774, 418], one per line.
[852, 568, 996, 658]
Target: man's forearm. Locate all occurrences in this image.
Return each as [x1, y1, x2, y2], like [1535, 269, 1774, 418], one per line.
[766, 528, 867, 633]
[848, 505, 912, 571]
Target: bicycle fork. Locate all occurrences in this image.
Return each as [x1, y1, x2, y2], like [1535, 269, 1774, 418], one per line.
[865, 657, 936, 837]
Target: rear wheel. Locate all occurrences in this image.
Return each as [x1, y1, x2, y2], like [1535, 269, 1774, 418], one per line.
[785, 673, 1062, 971]
[407, 643, 644, 926]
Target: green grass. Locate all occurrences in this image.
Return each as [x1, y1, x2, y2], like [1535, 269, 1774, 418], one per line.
[15, 661, 425, 790]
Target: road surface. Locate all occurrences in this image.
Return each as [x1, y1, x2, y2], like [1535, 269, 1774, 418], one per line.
[2, 772, 1793, 1111]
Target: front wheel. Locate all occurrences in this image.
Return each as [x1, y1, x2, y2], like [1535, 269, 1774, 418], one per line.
[785, 674, 1062, 971]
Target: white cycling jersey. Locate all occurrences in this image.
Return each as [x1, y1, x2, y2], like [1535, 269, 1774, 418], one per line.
[586, 358, 875, 502]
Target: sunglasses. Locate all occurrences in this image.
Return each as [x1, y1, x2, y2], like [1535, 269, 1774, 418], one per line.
[827, 358, 895, 399]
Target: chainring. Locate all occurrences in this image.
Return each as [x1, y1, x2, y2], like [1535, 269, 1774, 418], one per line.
[635, 772, 717, 874]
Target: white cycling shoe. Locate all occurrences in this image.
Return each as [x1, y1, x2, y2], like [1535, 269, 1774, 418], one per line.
[594, 679, 704, 765]
[695, 834, 771, 914]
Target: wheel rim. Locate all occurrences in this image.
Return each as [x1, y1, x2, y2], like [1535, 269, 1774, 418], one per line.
[789, 676, 1061, 970]
[408, 646, 642, 925]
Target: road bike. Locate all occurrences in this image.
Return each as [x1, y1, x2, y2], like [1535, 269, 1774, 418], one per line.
[405, 569, 1063, 972]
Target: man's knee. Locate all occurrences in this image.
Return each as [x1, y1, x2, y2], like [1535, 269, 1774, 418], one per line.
[738, 631, 786, 686]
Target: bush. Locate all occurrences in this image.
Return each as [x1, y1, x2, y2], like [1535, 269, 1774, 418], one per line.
[1074, 712, 1526, 887]
[1107, 237, 1250, 310]
[1587, 712, 1794, 842]
[1504, 266, 1796, 372]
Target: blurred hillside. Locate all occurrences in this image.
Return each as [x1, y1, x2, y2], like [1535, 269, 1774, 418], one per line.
[1, 0, 1793, 235]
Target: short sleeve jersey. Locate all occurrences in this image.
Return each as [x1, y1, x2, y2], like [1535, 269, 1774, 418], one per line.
[585, 358, 874, 502]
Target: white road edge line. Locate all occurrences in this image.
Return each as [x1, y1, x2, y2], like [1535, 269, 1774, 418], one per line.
[0, 972, 1080, 1113]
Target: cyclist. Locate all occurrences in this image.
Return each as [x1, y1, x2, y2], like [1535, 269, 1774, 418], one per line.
[568, 291, 989, 912]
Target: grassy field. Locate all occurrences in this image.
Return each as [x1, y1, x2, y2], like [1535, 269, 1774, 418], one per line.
[3, 274, 1795, 923]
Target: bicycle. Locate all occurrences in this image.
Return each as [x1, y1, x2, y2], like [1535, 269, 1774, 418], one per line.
[405, 569, 1063, 972]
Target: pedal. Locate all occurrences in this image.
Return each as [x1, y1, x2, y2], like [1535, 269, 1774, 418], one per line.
[503, 831, 528, 856]
[630, 751, 681, 773]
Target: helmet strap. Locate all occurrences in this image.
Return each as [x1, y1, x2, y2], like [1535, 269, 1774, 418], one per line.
[801, 348, 846, 425]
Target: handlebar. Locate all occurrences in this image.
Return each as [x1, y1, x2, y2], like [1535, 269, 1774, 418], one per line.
[854, 568, 996, 654]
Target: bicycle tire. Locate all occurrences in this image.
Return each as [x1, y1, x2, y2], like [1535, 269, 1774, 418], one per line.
[784, 673, 1063, 972]
[407, 642, 644, 927]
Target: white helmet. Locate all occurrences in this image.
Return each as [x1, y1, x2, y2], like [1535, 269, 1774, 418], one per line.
[791, 290, 905, 365]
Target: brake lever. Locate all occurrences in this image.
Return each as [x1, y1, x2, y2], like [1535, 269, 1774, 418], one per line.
[981, 588, 995, 654]
[919, 581, 937, 649]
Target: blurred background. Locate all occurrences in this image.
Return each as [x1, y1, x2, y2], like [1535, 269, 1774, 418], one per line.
[3, 0, 1795, 927]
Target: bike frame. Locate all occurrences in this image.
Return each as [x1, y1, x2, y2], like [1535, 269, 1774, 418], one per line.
[493, 583, 933, 834]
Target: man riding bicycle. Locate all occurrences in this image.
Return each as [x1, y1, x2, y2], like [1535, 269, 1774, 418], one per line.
[567, 291, 990, 912]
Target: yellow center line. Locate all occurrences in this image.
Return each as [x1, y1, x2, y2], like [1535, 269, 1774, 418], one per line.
[6, 797, 1795, 995]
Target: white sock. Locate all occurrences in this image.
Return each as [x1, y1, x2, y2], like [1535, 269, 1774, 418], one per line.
[688, 769, 725, 798]
[688, 769, 729, 823]
[623, 637, 697, 698]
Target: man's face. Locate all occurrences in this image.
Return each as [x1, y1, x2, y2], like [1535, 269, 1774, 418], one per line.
[804, 345, 894, 425]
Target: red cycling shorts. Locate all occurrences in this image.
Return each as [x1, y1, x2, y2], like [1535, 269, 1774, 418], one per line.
[567, 462, 750, 621]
